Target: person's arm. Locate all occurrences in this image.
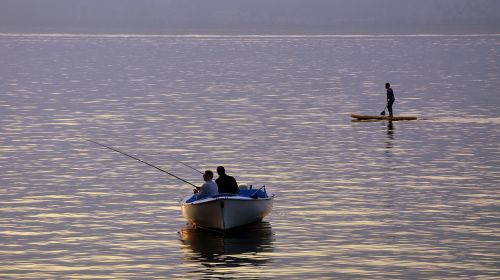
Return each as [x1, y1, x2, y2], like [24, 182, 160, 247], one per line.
[231, 177, 240, 192]
[196, 183, 208, 199]
[387, 89, 394, 102]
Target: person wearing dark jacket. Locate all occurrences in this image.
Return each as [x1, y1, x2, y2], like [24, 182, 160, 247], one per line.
[386, 83, 396, 117]
[215, 166, 240, 194]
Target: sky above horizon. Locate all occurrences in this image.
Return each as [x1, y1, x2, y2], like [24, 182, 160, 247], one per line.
[1, 0, 500, 34]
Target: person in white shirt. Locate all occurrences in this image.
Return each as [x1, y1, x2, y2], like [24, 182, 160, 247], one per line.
[194, 170, 219, 200]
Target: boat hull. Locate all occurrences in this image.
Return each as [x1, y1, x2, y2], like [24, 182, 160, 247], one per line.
[350, 113, 417, 121]
[181, 193, 274, 230]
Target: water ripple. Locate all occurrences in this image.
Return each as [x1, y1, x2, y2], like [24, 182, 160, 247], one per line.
[1, 35, 499, 279]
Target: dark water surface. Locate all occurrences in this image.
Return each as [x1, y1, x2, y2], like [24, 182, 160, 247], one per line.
[1, 34, 499, 279]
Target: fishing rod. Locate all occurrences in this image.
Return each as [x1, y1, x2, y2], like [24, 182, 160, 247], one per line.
[165, 155, 203, 174]
[82, 137, 199, 188]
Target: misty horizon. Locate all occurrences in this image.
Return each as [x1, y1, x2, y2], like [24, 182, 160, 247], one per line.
[1, 0, 500, 35]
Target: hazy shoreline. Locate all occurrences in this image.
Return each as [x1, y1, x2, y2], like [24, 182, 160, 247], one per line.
[1, 33, 500, 38]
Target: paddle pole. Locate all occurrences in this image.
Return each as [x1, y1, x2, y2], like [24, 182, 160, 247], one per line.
[82, 138, 199, 188]
[380, 104, 387, 116]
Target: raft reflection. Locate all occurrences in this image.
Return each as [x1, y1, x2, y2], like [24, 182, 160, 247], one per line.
[179, 222, 275, 267]
[385, 121, 395, 156]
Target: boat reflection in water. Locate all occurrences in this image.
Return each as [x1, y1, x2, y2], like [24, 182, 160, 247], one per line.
[179, 221, 275, 269]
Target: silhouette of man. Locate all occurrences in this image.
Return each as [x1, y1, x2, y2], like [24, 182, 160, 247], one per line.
[215, 166, 240, 194]
[386, 83, 395, 117]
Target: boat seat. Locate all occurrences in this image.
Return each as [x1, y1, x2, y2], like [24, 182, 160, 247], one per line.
[240, 189, 267, 199]
[185, 188, 268, 203]
[211, 193, 238, 198]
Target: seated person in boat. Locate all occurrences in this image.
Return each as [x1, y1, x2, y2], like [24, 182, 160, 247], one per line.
[194, 170, 219, 200]
[215, 166, 240, 194]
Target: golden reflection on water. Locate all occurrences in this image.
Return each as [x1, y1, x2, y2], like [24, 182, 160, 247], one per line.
[1, 35, 499, 279]
[179, 222, 274, 278]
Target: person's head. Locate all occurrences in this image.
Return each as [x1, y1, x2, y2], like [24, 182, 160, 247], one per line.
[385, 83, 391, 89]
[203, 170, 214, 181]
[216, 166, 226, 176]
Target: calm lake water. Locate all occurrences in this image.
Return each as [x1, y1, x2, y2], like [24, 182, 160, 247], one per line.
[1, 34, 499, 279]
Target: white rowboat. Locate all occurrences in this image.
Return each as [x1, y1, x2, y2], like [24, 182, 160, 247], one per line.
[180, 187, 274, 230]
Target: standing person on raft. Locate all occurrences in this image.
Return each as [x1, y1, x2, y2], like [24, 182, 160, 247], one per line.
[382, 83, 396, 117]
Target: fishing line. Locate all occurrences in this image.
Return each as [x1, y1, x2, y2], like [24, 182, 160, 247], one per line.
[82, 137, 199, 188]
